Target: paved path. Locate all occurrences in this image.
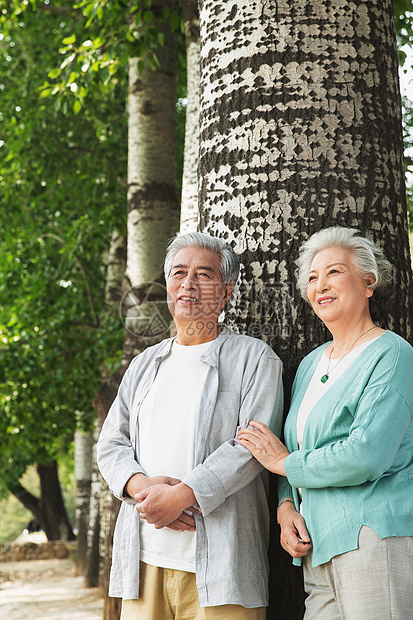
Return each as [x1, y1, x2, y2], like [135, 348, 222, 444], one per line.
[0, 558, 103, 619]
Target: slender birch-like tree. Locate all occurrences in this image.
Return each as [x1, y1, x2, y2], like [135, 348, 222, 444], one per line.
[92, 3, 179, 617]
[74, 427, 94, 576]
[198, 1, 413, 617]
[81, 232, 127, 588]
[180, 0, 200, 232]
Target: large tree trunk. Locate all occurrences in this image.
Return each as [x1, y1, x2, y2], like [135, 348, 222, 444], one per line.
[180, 0, 200, 232]
[93, 4, 179, 618]
[198, 1, 413, 618]
[37, 461, 75, 541]
[11, 460, 75, 541]
[11, 461, 75, 541]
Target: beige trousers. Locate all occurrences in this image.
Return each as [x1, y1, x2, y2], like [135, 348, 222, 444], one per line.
[120, 562, 266, 620]
[303, 526, 413, 620]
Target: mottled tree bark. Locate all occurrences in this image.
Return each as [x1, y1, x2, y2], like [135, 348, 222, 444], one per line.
[198, 1, 413, 618]
[180, 0, 200, 232]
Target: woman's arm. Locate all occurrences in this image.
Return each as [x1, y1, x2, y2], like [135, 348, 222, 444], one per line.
[239, 382, 412, 490]
[284, 384, 411, 490]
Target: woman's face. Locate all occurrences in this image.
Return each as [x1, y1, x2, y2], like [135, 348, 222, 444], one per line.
[307, 246, 374, 326]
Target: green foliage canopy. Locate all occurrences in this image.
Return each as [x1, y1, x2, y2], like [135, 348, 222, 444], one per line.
[0, 0, 127, 493]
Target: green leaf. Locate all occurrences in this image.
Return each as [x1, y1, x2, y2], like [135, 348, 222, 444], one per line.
[73, 100, 82, 115]
[143, 11, 154, 25]
[170, 12, 181, 32]
[48, 68, 61, 80]
[39, 88, 52, 99]
[62, 34, 76, 46]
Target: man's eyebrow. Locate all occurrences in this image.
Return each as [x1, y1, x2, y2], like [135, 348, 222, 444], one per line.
[171, 263, 215, 273]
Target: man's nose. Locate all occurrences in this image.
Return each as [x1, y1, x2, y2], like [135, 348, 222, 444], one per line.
[181, 273, 196, 289]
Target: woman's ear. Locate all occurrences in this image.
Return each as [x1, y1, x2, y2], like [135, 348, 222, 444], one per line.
[365, 275, 376, 297]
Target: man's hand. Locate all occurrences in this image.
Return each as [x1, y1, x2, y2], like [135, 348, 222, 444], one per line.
[166, 511, 198, 532]
[125, 473, 180, 498]
[135, 482, 198, 529]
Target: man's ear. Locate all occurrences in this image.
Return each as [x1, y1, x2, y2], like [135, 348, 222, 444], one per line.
[222, 282, 235, 307]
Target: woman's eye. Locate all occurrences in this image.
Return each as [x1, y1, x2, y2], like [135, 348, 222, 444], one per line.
[308, 275, 317, 283]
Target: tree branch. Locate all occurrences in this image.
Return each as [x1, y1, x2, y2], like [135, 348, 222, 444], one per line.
[10, 483, 41, 519]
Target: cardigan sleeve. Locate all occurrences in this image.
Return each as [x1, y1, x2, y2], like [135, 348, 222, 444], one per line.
[284, 382, 412, 489]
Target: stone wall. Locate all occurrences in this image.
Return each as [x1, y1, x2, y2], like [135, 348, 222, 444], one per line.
[0, 541, 77, 562]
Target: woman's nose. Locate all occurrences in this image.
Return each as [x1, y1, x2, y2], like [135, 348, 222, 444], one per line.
[316, 275, 329, 292]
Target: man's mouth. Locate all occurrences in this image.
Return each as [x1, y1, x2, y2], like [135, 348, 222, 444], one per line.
[178, 296, 199, 304]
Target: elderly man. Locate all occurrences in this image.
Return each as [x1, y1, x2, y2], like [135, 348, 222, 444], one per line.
[97, 232, 283, 620]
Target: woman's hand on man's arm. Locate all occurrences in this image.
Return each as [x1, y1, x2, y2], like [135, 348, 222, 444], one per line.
[237, 420, 290, 475]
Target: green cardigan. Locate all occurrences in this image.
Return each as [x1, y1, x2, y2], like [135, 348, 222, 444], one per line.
[279, 331, 413, 567]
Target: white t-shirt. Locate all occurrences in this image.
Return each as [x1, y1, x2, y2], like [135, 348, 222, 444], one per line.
[138, 340, 211, 572]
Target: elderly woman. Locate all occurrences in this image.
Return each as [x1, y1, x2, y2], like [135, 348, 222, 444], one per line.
[238, 227, 413, 620]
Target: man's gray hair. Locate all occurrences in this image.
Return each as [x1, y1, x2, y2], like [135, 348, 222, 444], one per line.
[297, 226, 392, 301]
[164, 232, 240, 286]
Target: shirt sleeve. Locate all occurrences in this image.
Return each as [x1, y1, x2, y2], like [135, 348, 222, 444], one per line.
[183, 354, 284, 516]
[97, 363, 145, 505]
[284, 383, 412, 490]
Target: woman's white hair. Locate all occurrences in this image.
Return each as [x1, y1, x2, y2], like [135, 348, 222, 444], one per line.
[297, 227, 393, 302]
[164, 232, 239, 286]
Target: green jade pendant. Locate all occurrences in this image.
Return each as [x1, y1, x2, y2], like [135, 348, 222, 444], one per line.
[320, 374, 329, 383]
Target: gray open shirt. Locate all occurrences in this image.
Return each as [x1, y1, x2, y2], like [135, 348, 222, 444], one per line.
[97, 327, 283, 608]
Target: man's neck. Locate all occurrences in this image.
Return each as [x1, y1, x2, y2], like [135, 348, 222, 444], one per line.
[175, 321, 222, 346]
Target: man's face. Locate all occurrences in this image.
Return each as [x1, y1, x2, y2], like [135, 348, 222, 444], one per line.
[167, 247, 234, 328]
